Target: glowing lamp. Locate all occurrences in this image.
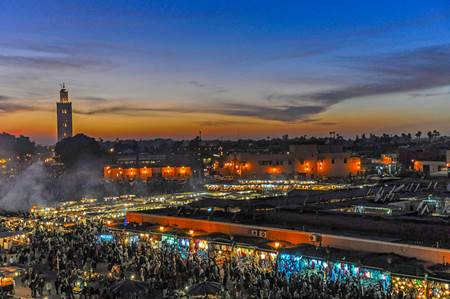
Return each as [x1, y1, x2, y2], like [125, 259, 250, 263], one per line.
[274, 242, 280, 249]
[189, 230, 194, 235]
[159, 226, 164, 232]
[198, 241, 206, 249]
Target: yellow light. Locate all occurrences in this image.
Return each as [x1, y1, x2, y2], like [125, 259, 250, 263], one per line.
[198, 241, 206, 249]
[189, 230, 194, 235]
[274, 242, 280, 249]
[159, 226, 164, 232]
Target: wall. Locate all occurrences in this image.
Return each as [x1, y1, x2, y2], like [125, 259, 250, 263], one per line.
[126, 212, 450, 264]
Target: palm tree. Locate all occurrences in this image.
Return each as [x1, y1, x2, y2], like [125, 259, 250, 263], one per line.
[415, 131, 422, 141]
[433, 130, 440, 139]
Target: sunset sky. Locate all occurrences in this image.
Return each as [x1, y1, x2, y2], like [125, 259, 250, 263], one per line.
[0, 1, 449, 144]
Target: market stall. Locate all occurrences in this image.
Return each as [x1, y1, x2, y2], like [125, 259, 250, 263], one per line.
[161, 234, 190, 258]
[277, 245, 390, 292]
[391, 275, 450, 299]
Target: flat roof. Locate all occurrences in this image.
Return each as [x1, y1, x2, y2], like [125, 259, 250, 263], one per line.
[136, 206, 449, 249]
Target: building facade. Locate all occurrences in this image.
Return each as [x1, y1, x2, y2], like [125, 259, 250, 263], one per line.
[56, 84, 73, 141]
[221, 144, 362, 178]
[103, 153, 197, 181]
[104, 165, 192, 181]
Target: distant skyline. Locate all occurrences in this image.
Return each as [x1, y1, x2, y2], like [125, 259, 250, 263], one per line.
[0, 1, 449, 144]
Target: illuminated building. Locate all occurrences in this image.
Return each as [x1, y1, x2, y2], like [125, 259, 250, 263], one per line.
[104, 152, 197, 181]
[126, 211, 450, 265]
[56, 84, 73, 141]
[222, 144, 362, 179]
[104, 165, 192, 181]
[412, 160, 447, 176]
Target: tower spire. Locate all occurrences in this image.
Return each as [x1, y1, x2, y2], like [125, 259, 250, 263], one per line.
[59, 83, 69, 103]
[56, 84, 73, 141]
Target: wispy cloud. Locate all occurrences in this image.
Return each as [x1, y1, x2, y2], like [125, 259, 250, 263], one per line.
[0, 40, 113, 71]
[4, 44, 448, 124]
[77, 96, 110, 103]
[75, 105, 197, 116]
[185, 80, 229, 94]
[74, 101, 324, 122]
[187, 80, 206, 88]
[410, 90, 450, 98]
[0, 102, 36, 113]
[263, 43, 450, 120]
[0, 95, 12, 101]
[218, 103, 326, 122]
[74, 42, 450, 122]
[307, 44, 450, 104]
[0, 55, 110, 70]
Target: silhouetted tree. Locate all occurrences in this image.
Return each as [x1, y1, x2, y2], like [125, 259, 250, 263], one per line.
[415, 131, 422, 140]
[55, 134, 103, 168]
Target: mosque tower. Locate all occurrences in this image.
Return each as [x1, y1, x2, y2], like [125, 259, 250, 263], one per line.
[56, 83, 73, 141]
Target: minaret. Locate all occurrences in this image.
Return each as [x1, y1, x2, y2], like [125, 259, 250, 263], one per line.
[56, 83, 73, 141]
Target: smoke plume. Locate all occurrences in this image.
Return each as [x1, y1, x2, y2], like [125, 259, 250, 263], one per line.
[0, 162, 50, 211]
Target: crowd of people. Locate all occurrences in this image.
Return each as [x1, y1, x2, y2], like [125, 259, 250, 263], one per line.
[0, 221, 442, 298]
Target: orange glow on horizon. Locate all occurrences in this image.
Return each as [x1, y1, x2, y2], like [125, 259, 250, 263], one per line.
[1, 103, 449, 145]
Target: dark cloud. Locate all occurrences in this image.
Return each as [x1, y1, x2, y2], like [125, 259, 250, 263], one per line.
[410, 90, 450, 98]
[78, 96, 110, 103]
[0, 95, 12, 101]
[61, 44, 450, 123]
[0, 95, 38, 113]
[186, 81, 228, 94]
[187, 81, 206, 88]
[264, 44, 450, 120]
[74, 101, 324, 122]
[307, 44, 450, 104]
[219, 103, 326, 122]
[0, 102, 36, 113]
[75, 105, 197, 116]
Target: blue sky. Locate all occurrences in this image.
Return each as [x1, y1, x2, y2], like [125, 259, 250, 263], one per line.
[0, 1, 449, 144]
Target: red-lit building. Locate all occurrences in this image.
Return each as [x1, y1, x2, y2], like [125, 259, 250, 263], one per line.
[104, 165, 192, 181]
[221, 144, 362, 179]
[104, 153, 196, 181]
